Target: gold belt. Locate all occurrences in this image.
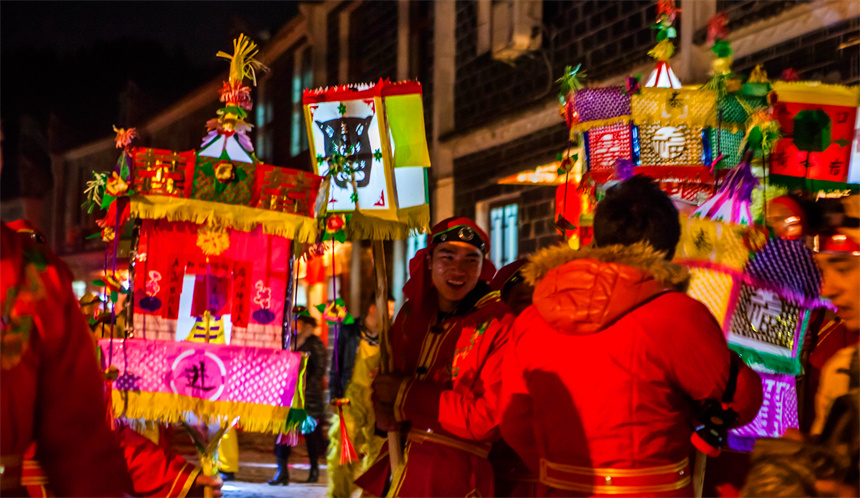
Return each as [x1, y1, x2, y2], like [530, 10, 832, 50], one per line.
[0, 454, 24, 491]
[539, 457, 691, 495]
[406, 429, 492, 459]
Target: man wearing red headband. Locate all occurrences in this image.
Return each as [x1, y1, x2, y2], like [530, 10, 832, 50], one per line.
[355, 217, 514, 497]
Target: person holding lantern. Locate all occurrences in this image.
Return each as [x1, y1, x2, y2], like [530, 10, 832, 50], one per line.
[355, 217, 514, 497]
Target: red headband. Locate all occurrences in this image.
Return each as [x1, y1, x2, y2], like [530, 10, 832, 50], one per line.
[404, 217, 496, 302]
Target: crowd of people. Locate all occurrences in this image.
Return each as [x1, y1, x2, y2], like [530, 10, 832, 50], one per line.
[1, 176, 857, 497]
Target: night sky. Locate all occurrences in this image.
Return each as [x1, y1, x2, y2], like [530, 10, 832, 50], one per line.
[1, 1, 301, 198]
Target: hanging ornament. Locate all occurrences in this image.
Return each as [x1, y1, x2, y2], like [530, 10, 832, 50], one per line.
[330, 398, 358, 465]
[316, 299, 354, 325]
[780, 68, 800, 82]
[693, 160, 759, 225]
[743, 110, 782, 156]
[701, 11, 736, 97]
[645, 1, 682, 89]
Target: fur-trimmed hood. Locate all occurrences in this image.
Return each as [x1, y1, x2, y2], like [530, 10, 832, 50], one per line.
[523, 242, 689, 335]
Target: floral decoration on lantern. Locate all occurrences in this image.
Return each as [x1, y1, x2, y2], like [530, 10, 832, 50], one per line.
[214, 161, 237, 183]
[105, 171, 130, 197]
[91, 272, 129, 305]
[199, 160, 248, 193]
[648, 0, 680, 62]
[316, 298, 355, 325]
[196, 226, 231, 256]
[321, 214, 350, 243]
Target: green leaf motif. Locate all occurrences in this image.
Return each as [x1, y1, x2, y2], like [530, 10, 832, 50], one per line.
[100, 194, 116, 211]
[92, 279, 107, 287]
[315, 303, 326, 314]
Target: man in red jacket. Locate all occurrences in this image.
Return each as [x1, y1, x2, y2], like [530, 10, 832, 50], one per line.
[1, 221, 132, 496]
[356, 217, 514, 497]
[2, 221, 221, 498]
[500, 176, 763, 497]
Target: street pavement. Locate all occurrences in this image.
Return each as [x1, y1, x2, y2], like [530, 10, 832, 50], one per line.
[169, 428, 331, 498]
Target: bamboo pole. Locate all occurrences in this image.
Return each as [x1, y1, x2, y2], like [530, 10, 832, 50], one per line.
[371, 240, 403, 472]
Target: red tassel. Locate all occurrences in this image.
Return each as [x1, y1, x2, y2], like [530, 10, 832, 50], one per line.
[337, 404, 358, 465]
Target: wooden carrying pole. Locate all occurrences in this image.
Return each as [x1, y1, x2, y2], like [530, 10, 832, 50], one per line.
[371, 240, 403, 471]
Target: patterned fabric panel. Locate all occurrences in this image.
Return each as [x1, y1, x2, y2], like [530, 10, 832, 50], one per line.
[730, 371, 798, 440]
[745, 238, 822, 300]
[686, 267, 736, 330]
[585, 123, 633, 178]
[710, 128, 746, 169]
[574, 87, 631, 122]
[191, 157, 255, 205]
[639, 123, 704, 167]
[131, 148, 195, 197]
[632, 88, 717, 127]
[729, 283, 802, 351]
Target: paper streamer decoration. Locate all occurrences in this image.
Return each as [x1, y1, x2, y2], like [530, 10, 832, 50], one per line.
[729, 371, 798, 440]
[101, 339, 305, 433]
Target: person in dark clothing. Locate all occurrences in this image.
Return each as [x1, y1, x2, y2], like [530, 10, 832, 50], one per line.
[269, 312, 328, 485]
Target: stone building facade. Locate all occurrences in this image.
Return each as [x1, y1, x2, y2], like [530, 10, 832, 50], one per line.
[45, 0, 860, 309]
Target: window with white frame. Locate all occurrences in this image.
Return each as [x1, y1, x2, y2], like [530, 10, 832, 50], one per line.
[489, 203, 519, 269]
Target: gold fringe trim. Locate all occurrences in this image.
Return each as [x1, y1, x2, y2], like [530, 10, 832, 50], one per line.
[345, 205, 430, 240]
[111, 390, 293, 434]
[130, 195, 318, 243]
[772, 81, 859, 107]
[571, 116, 632, 133]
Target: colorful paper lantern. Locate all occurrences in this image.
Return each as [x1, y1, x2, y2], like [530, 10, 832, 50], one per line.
[303, 80, 432, 240]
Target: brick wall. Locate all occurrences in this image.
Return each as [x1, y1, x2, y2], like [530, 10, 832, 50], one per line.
[733, 18, 860, 84]
[454, 0, 658, 132]
[132, 315, 283, 348]
[327, 4, 344, 85]
[412, 1, 435, 139]
[350, 2, 399, 83]
[453, 123, 569, 255]
[266, 48, 300, 166]
[230, 323, 283, 349]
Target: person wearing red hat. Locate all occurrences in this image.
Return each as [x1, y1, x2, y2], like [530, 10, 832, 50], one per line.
[499, 176, 763, 497]
[355, 217, 514, 497]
